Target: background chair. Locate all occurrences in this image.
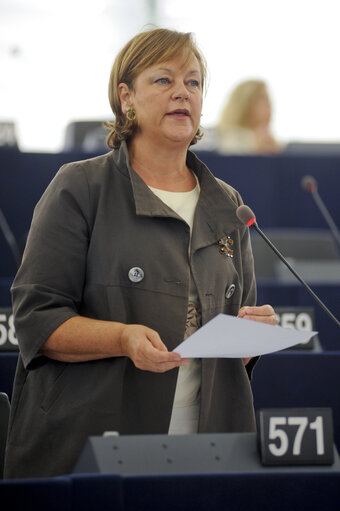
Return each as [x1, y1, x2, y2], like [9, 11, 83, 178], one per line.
[284, 141, 340, 155]
[63, 120, 109, 152]
[0, 122, 18, 149]
[251, 228, 340, 283]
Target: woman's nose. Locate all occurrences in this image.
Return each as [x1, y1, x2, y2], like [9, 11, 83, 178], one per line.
[172, 81, 189, 100]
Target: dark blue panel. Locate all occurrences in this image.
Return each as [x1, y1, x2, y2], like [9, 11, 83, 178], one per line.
[71, 474, 123, 511]
[122, 472, 340, 511]
[2, 150, 340, 281]
[0, 353, 17, 399]
[195, 151, 340, 230]
[0, 476, 72, 511]
[252, 352, 340, 451]
[0, 278, 12, 307]
[257, 283, 340, 350]
[1, 472, 339, 511]
[0, 149, 97, 278]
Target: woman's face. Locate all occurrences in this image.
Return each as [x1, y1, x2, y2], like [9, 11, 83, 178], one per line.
[247, 86, 272, 127]
[120, 53, 203, 147]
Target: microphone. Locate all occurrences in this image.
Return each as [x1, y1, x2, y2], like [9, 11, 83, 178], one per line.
[301, 175, 340, 254]
[236, 204, 340, 329]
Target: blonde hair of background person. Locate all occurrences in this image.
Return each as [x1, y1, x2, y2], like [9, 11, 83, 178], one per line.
[217, 79, 280, 154]
[106, 28, 206, 149]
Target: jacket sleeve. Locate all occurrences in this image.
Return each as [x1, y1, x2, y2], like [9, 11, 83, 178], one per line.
[11, 162, 91, 368]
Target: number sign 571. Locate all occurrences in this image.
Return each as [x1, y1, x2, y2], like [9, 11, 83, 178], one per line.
[269, 416, 324, 456]
[258, 408, 334, 466]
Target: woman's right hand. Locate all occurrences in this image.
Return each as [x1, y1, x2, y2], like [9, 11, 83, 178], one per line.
[41, 316, 186, 371]
[120, 324, 188, 373]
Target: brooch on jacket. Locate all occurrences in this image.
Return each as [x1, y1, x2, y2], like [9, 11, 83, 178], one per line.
[217, 235, 234, 258]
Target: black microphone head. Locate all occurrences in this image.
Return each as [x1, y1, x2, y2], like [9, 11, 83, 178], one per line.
[301, 175, 318, 193]
[236, 205, 256, 227]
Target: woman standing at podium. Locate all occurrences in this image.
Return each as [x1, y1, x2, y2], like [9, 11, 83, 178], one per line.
[4, 28, 276, 478]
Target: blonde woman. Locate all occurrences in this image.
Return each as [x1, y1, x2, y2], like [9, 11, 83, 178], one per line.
[217, 79, 280, 154]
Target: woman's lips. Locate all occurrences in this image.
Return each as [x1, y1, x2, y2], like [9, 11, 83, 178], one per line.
[166, 109, 190, 116]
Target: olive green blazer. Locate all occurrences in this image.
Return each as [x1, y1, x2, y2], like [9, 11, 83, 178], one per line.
[5, 142, 256, 478]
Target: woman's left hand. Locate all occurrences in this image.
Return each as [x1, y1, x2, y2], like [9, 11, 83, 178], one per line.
[238, 304, 277, 365]
[238, 304, 277, 325]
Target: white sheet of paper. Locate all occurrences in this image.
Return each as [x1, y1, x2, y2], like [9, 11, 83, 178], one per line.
[173, 313, 317, 358]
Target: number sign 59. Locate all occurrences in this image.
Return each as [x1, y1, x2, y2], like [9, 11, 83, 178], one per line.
[258, 408, 334, 466]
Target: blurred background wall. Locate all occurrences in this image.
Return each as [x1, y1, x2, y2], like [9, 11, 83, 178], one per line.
[1, 0, 340, 152]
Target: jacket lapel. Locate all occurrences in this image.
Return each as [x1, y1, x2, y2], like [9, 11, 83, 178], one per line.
[187, 151, 241, 253]
[112, 141, 242, 244]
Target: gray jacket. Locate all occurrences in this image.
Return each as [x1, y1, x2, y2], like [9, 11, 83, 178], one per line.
[5, 142, 257, 478]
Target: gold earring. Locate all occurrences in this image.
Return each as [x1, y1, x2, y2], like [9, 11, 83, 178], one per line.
[126, 107, 136, 121]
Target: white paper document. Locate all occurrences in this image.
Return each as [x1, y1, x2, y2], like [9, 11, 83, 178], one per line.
[173, 313, 318, 358]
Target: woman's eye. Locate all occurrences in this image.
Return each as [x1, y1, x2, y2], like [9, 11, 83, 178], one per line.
[156, 77, 170, 85]
[188, 80, 200, 87]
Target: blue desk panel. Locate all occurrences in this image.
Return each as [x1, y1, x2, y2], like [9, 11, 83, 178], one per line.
[1, 470, 339, 511]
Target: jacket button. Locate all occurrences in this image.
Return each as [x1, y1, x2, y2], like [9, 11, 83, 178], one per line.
[128, 267, 144, 283]
[225, 284, 236, 299]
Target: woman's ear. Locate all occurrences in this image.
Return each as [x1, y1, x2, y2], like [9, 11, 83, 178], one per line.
[118, 83, 133, 114]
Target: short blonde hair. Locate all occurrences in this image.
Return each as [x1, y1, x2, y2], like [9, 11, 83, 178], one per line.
[217, 79, 266, 134]
[106, 28, 207, 149]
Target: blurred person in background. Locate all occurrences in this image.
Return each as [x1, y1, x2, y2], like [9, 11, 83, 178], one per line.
[216, 79, 281, 154]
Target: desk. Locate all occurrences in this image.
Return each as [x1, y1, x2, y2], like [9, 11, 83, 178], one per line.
[1, 351, 340, 510]
[1, 464, 339, 510]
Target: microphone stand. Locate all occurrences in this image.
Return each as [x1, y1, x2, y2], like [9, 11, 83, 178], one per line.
[251, 221, 340, 329]
[310, 188, 340, 255]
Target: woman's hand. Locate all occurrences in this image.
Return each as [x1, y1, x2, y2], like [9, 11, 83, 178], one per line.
[238, 304, 277, 325]
[41, 317, 187, 370]
[238, 304, 277, 365]
[120, 324, 188, 373]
